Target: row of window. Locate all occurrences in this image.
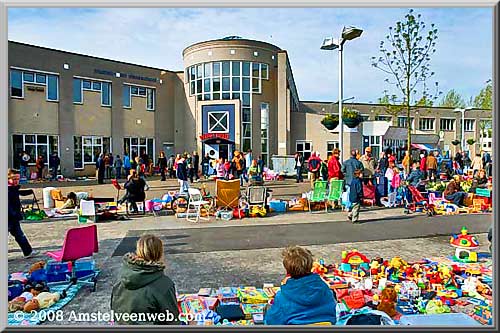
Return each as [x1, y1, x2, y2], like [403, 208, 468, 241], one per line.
[12, 134, 155, 170]
[10, 69, 156, 111]
[187, 61, 269, 102]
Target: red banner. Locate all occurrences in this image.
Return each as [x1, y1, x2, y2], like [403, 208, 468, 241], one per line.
[200, 133, 229, 141]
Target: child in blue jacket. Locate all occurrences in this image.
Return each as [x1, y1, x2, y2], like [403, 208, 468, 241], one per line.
[264, 246, 337, 325]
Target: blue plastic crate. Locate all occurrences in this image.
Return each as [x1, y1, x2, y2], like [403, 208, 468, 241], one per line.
[74, 257, 95, 272]
[46, 261, 71, 274]
[269, 201, 287, 213]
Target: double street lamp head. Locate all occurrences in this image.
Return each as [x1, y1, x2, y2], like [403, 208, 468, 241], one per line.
[320, 26, 363, 50]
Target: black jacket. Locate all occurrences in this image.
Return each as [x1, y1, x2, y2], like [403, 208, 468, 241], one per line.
[124, 178, 146, 202]
[157, 157, 168, 169]
[49, 155, 60, 168]
[111, 254, 180, 325]
[176, 160, 188, 181]
[8, 185, 23, 224]
[193, 154, 200, 168]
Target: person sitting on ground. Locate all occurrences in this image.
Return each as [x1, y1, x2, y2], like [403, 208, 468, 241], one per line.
[470, 169, 489, 193]
[444, 175, 468, 207]
[264, 246, 337, 325]
[57, 192, 78, 211]
[111, 234, 180, 325]
[405, 162, 425, 187]
[119, 170, 146, 212]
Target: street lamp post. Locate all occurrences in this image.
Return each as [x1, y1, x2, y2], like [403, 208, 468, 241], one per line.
[454, 107, 473, 152]
[321, 26, 363, 161]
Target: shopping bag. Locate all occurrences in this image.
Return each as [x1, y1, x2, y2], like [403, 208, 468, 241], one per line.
[341, 187, 352, 209]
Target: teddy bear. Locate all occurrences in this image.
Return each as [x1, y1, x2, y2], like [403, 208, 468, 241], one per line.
[377, 286, 398, 318]
[28, 261, 46, 274]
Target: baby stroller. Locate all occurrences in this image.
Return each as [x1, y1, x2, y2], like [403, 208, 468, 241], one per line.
[403, 185, 435, 216]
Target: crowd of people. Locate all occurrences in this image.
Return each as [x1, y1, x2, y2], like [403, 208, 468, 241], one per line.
[292, 147, 493, 223]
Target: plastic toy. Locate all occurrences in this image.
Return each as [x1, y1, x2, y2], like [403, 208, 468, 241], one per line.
[339, 250, 370, 275]
[385, 257, 407, 282]
[450, 227, 479, 263]
[312, 259, 328, 275]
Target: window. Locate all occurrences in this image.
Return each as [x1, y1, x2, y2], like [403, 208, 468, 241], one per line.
[261, 103, 270, 166]
[440, 118, 455, 131]
[464, 119, 475, 132]
[47, 75, 59, 101]
[398, 116, 414, 128]
[375, 115, 392, 122]
[10, 69, 23, 97]
[208, 111, 229, 133]
[10, 68, 58, 101]
[75, 77, 112, 106]
[101, 82, 111, 106]
[419, 118, 435, 131]
[146, 88, 155, 111]
[360, 115, 370, 122]
[327, 141, 340, 157]
[296, 141, 312, 160]
[12, 134, 59, 169]
[73, 135, 111, 168]
[123, 85, 131, 108]
[124, 137, 155, 162]
[261, 64, 269, 79]
[124, 84, 156, 111]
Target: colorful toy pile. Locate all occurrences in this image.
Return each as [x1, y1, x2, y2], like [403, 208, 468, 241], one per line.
[176, 241, 492, 326]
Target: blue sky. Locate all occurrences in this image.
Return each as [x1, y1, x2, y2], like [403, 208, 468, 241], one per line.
[8, 7, 493, 103]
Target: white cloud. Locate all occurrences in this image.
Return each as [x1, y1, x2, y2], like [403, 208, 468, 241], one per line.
[8, 7, 492, 103]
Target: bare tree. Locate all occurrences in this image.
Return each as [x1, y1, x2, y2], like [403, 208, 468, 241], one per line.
[372, 9, 439, 173]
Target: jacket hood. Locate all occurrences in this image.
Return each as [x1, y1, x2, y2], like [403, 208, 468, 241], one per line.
[280, 274, 331, 306]
[120, 253, 166, 290]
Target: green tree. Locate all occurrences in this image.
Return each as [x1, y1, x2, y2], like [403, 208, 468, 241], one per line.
[439, 89, 466, 108]
[371, 9, 439, 173]
[473, 81, 492, 109]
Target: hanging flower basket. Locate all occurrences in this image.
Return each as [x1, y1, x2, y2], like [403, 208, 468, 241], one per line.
[342, 108, 363, 128]
[451, 140, 460, 146]
[466, 138, 476, 146]
[321, 114, 339, 130]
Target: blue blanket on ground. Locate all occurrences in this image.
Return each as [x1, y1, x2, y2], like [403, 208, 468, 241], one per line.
[8, 284, 82, 326]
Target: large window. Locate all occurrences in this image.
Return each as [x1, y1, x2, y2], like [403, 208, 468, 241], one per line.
[73, 77, 112, 106]
[12, 134, 59, 169]
[464, 119, 475, 132]
[326, 141, 340, 158]
[398, 116, 414, 128]
[419, 118, 435, 131]
[296, 141, 312, 160]
[261, 103, 269, 166]
[208, 111, 229, 133]
[73, 136, 111, 168]
[10, 68, 58, 101]
[187, 61, 271, 150]
[123, 137, 155, 162]
[123, 84, 156, 111]
[440, 118, 455, 131]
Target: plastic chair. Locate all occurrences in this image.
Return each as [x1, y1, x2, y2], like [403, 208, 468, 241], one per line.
[186, 188, 211, 223]
[111, 179, 123, 202]
[327, 179, 344, 211]
[308, 181, 328, 213]
[45, 224, 99, 295]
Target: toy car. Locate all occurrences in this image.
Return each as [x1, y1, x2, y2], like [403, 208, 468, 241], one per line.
[465, 266, 481, 277]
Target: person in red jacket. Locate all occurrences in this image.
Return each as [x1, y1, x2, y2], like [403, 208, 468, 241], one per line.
[419, 151, 428, 179]
[328, 149, 343, 180]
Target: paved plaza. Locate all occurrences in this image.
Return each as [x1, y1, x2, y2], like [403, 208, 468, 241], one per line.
[8, 178, 493, 325]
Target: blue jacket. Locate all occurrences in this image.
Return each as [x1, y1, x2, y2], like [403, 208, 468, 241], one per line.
[264, 273, 337, 325]
[341, 157, 364, 186]
[406, 169, 424, 187]
[176, 160, 188, 181]
[349, 177, 363, 204]
[123, 155, 131, 169]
